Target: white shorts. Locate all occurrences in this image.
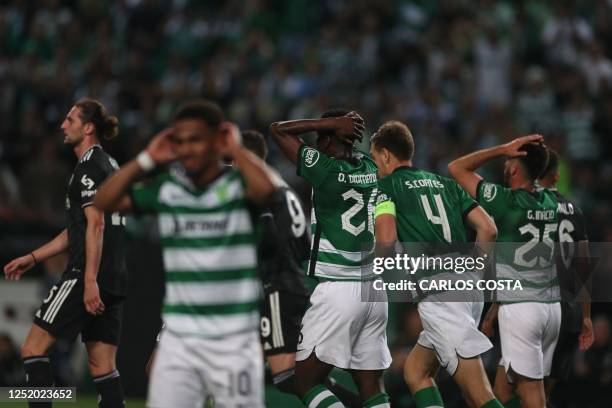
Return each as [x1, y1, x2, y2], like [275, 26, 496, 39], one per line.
[498, 302, 561, 381]
[147, 329, 264, 408]
[417, 300, 493, 376]
[296, 280, 392, 370]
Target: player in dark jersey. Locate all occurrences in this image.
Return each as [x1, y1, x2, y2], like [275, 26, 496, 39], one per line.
[371, 121, 503, 408]
[3, 99, 127, 408]
[241, 130, 311, 394]
[538, 148, 593, 397]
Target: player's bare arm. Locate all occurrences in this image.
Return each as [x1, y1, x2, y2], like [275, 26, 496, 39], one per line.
[218, 122, 276, 203]
[466, 206, 497, 242]
[481, 303, 499, 338]
[83, 205, 106, 316]
[269, 112, 364, 164]
[3, 229, 69, 280]
[95, 128, 176, 212]
[448, 134, 544, 198]
[375, 214, 398, 258]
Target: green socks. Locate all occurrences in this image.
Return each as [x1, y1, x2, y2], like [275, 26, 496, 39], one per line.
[302, 384, 345, 408]
[503, 396, 520, 408]
[363, 392, 391, 407]
[413, 386, 444, 407]
[481, 398, 505, 408]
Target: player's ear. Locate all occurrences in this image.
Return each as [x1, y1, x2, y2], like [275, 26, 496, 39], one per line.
[83, 122, 95, 136]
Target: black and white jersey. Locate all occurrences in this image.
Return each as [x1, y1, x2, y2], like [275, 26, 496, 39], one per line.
[65, 145, 127, 296]
[258, 185, 310, 296]
[553, 189, 589, 333]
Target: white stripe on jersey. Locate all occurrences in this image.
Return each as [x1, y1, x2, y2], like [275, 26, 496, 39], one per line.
[318, 238, 366, 261]
[314, 262, 374, 279]
[163, 246, 256, 272]
[162, 311, 259, 338]
[165, 280, 261, 305]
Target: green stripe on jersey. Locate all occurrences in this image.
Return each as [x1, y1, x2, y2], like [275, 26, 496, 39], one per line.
[166, 268, 257, 282]
[163, 301, 258, 315]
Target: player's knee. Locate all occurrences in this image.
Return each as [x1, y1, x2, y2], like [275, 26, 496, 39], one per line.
[21, 340, 44, 359]
[87, 355, 115, 376]
[403, 359, 428, 390]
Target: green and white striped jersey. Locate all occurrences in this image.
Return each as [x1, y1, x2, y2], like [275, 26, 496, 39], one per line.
[131, 167, 260, 337]
[297, 145, 378, 281]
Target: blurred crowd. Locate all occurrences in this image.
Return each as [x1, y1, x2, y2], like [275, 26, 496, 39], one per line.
[1, 0, 612, 404]
[1, 0, 612, 236]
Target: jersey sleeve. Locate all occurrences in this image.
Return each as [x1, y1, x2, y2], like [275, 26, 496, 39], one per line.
[130, 174, 167, 215]
[573, 203, 589, 241]
[476, 180, 512, 219]
[74, 160, 111, 208]
[374, 176, 396, 219]
[296, 145, 342, 188]
[452, 180, 479, 218]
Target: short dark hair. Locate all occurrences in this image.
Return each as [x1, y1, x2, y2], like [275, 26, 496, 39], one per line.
[539, 148, 559, 180]
[517, 142, 549, 180]
[241, 130, 267, 160]
[317, 108, 350, 140]
[173, 99, 224, 129]
[370, 121, 415, 161]
[75, 98, 119, 140]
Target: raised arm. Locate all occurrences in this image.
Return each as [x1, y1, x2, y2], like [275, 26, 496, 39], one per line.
[269, 113, 363, 164]
[219, 122, 277, 203]
[4, 229, 69, 280]
[95, 128, 176, 212]
[448, 134, 543, 198]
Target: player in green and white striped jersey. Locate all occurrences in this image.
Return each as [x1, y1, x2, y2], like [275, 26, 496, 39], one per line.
[372, 121, 503, 408]
[449, 135, 560, 408]
[94, 100, 277, 408]
[271, 109, 392, 408]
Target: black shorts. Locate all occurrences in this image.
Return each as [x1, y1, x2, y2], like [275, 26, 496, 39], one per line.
[550, 330, 579, 381]
[33, 278, 124, 345]
[260, 288, 308, 356]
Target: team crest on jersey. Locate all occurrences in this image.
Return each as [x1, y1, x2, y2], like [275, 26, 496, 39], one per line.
[303, 147, 320, 168]
[482, 183, 497, 202]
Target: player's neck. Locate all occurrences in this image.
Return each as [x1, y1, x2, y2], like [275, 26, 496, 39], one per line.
[510, 178, 535, 192]
[388, 160, 413, 173]
[538, 177, 555, 189]
[189, 161, 224, 187]
[73, 137, 100, 160]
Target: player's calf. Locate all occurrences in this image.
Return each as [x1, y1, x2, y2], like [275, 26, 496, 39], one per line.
[21, 325, 55, 408]
[514, 375, 545, 408]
